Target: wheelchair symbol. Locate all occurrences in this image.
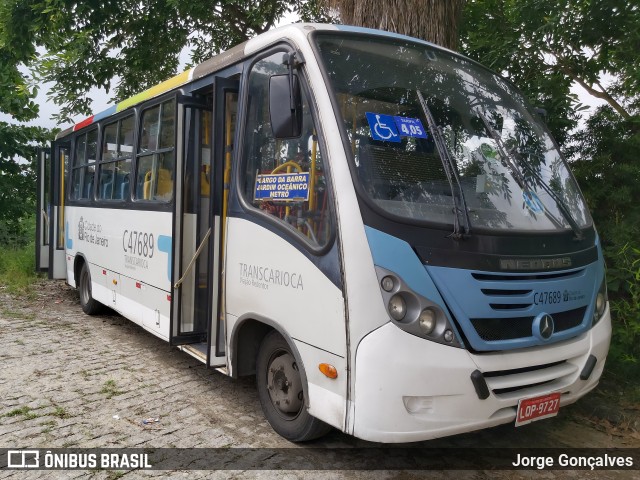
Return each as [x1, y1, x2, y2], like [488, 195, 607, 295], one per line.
[365, 112, 401, 142]
[373, 115, 398, 140]
[523, 190, 544, 214]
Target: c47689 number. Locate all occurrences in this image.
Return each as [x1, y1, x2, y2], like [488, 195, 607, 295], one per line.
[123, 230, 154, 258]
[533, 290, 562, 305]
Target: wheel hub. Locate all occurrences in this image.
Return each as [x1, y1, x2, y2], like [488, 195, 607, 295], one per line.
[266, 353, 303, 415]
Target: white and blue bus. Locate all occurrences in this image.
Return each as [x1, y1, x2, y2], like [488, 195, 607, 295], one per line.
[36, 23, 611, 443]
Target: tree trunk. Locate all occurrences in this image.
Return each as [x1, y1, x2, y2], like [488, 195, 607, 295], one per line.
[324, 0, 465, 50]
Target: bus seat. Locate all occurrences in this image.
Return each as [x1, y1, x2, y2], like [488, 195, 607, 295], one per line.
[144, 169, 173, 200]
[120, 175, 130, 200]
[102, 181, 113, 199]
[136, 171, 147, 199]
[84, 174, 94, 199]
[112, 173, 124, 200]
[200, 168, 210, 197]
[143, 171, 152, 199]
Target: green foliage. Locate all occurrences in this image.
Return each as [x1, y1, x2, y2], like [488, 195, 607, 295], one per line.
[461, 0, 640, 145]
[462, 2, 640, 379]
[605, 243, 640, 380]
[0, 239, 39, 294]
[0, 122, 52, 246]
[100, 379, 124, 398]
[0, 0, 327, 123]
[569, 108, 640, 255]
[569, 107, 640, 375]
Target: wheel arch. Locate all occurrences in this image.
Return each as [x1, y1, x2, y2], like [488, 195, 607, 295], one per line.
[229, 314, 311, 408]
[73, 253, 89, 287]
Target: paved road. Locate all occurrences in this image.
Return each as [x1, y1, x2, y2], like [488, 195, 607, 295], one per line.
[0, 280, 638, 479]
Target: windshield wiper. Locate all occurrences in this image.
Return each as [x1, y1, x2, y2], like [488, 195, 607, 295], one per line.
[416, 90, 471, 240]
[476, 109, 584, 241]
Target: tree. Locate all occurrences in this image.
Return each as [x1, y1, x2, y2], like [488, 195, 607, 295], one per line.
[462, 0, 640, 373]
[570, 106, 640, 372]
[0, 122, 52, 245]
[461, 0, 640, 144]
[323, 0, 465, 50]
[0, 0, 327, 123]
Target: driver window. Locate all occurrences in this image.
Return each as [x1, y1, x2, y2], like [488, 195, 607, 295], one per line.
[241, 52, 332, 248]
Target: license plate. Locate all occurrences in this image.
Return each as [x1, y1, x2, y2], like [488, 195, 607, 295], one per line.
[515, 392, 561, 427]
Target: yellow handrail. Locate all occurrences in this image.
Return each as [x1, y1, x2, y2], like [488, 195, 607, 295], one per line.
[309, 133, 317, 212]
[270, 161, 303, 174]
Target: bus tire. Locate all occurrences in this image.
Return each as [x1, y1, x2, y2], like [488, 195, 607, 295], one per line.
[256, 330, 331, 442]
[79, 263, 102, 315]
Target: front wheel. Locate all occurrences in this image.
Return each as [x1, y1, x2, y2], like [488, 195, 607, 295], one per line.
[256, 331, 331, 442]
[78, 263, 102, 315]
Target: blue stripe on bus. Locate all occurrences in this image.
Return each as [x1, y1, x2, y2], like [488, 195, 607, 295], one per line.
[364, 226, 446, 308]
[92, 105, 117, 123]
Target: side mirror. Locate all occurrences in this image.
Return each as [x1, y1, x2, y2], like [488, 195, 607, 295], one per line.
[534, 106, 548, 121]
[269, 73, 302, 139]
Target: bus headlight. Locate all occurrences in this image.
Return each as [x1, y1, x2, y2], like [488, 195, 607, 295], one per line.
[418, 308, 436, 335]
[381, 275, 395, 292]
[388, 294, 407, 321]
[375, 266, 463, 348]
[593, 277, 608, 324]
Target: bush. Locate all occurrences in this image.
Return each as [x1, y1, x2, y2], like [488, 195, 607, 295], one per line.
[607, 244, 640, 379]
[570, 107, 640, 381]
[0, 242, 39, 293]
[0, 216, 39, 293]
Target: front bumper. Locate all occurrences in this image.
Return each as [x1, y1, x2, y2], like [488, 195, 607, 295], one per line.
[351, 305, 612, 443]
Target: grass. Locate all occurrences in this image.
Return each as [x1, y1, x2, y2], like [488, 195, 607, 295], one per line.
[52, 406, 71, 419]
[40, 419, 57, 433]
[0, 241, 41, 295]
[3, 406, 39, 420]
[100, 379, 124, 399]
[106, 471, 125, 480]
[1, 308, 36, 320]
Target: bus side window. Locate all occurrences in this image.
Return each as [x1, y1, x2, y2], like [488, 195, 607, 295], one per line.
[135, 100, 175, 202]
[70, 129, 98, 200]
[241, 52, 332, 248]
[98, 115, 134, 201]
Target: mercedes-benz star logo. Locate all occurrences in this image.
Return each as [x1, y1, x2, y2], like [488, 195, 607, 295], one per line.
[539, 314, 554, 340]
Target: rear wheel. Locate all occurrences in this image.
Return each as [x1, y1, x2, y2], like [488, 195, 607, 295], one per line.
[256, 330, 331, 442]
[78, 263, 102, 315]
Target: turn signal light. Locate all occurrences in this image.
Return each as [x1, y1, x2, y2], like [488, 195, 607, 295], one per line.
[319, 363, 338, 379]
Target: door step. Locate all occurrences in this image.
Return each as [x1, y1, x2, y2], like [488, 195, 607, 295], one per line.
[179, 343, 207, 364]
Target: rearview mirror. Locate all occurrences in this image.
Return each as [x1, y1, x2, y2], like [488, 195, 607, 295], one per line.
[269, 73, 302, 138]
[534, 106, 548, 121]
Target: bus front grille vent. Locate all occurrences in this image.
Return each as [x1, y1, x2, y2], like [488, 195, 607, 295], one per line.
[470, 307, 587, 342]
[472, 269, 584, 282]
[482, 360, 578, 399]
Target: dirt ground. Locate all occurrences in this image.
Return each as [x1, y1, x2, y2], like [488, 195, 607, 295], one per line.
[0, 279, 639, 479]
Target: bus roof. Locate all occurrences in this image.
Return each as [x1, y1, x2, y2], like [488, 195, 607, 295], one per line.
[55, 23, 447, 140]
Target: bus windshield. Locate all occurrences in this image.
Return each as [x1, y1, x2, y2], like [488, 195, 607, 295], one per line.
[315, 33, 591, 232]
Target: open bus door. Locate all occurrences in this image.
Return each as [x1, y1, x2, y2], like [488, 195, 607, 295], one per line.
[45, 142, 70, 279]
[171, 77, 239, 368]
[35, 148, 50, 272]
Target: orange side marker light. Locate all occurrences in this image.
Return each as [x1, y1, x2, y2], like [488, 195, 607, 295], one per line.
[319, 363, 338, 379]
